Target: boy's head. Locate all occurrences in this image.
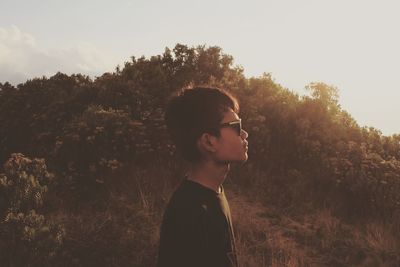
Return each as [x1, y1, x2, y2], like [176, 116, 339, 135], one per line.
[165, 87, 248, 164]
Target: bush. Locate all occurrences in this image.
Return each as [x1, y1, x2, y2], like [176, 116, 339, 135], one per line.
[0, 153, 53, 214]
[0, 153, 65, 266]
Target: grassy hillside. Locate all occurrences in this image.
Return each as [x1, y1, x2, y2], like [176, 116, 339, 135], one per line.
[1, 44, 400, 266]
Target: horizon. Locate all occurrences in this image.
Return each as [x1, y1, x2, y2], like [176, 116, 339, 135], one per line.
[1, 0, 399, 136]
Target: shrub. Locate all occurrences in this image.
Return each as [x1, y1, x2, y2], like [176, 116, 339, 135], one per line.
[0, 153, 65, 266]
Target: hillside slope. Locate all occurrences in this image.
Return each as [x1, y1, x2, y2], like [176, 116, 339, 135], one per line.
[226, 186, 400, 267]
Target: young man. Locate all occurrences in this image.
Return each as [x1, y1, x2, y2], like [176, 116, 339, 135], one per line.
[157, 87, 249, 267]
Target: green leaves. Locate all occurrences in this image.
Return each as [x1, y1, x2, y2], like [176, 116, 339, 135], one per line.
[1, 153, 52, 214]
[0, 154, 65, 266]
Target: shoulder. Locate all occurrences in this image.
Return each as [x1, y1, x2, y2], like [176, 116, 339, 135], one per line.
[162, 179, 213, 223]
[166, 180, 208, 209]
[163, 194, 208, 224]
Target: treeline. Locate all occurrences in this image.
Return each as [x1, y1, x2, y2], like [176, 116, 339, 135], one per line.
[1, 44, 400, 266]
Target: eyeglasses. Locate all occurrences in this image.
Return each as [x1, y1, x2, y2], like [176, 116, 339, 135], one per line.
[219, 119, 242, 136]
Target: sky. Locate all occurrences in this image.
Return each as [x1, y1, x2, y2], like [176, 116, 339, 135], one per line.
[1, 0, 399, 135]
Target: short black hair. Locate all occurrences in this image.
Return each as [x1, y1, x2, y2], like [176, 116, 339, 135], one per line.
[165, 87, 240, 163]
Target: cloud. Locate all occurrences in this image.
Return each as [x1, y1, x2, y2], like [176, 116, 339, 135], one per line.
[0, 25, 120, 85]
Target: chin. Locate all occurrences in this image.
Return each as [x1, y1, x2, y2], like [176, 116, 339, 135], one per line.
[217, 151, 248, 164]
[232, 153, 248, 163]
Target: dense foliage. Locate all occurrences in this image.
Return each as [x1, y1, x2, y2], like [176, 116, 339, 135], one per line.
[0, 153, 64, 266]
[0, 44, 399, 266]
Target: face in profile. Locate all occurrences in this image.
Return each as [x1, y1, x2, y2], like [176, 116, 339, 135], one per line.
[208, 108, 249, 164]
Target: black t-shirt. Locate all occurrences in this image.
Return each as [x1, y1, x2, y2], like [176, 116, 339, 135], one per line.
[156, 176, 239, 267]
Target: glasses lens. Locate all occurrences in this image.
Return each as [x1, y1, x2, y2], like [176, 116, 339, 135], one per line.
[219, 120, 242, 135]
[233, 121, 241, 135]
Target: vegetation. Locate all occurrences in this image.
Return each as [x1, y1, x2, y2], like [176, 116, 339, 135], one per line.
[0, 44, 399, 266]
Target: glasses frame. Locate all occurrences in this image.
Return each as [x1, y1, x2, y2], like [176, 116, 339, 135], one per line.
[219, 119, 242, 136]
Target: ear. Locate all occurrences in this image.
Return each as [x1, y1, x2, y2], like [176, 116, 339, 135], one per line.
[197, 133, 217, 153]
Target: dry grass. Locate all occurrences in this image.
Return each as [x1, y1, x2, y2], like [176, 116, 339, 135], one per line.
[45, 166, 400, 266]
[226, 185, 400, 267]
[363, 223, 399, 253]
[227, 188, 308, 267]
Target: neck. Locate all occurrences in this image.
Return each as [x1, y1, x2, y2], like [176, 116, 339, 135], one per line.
[186, 160, 230, 193]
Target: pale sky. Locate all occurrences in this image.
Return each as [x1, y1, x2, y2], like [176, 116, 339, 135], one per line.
[1, 0, 399, 135]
